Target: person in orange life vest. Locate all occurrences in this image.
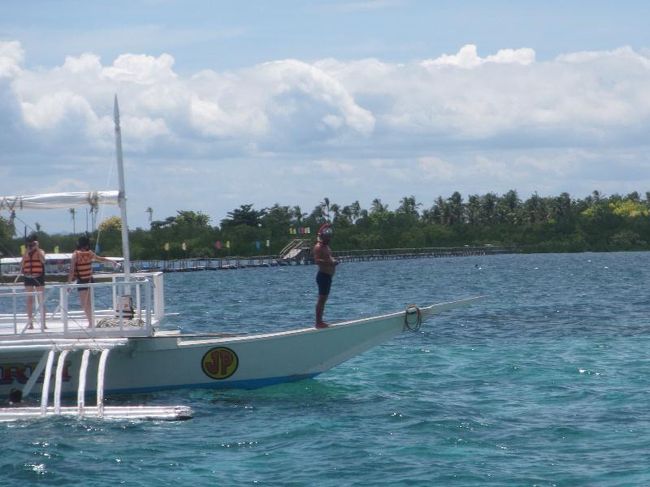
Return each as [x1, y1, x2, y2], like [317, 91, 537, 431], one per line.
[68, 235, 118, 327]
[313, 223, 338, 329]
[21, 233, 46, 329]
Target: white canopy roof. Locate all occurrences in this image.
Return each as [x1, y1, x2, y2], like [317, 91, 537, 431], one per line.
[0, 191, 119, 211]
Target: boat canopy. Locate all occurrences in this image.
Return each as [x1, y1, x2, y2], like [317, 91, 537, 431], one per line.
[0, 191, 119, 211]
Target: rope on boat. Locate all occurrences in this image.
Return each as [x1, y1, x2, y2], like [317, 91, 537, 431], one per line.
[96, 317, 145, 328]
[403, 304, 422, 332]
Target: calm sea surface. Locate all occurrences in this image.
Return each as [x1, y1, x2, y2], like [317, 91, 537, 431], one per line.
[3, 252, 650, 486]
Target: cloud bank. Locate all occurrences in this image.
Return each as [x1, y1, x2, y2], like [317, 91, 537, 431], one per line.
[2, 42, 649, 155]
[1, 41, 650, 231]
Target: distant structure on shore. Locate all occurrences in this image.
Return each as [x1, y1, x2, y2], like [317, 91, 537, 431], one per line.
[129, 243, 512, 273]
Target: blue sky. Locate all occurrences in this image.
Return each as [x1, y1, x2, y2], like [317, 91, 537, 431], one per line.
[1, 0, 650, 234]
[6, 1, 650, 69]
[7, 0, 650, 68]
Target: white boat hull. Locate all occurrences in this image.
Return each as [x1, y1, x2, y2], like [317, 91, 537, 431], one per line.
[0, 297, 481, 397]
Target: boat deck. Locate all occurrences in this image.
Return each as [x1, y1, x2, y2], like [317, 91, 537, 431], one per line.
[0, 310, 155, 340]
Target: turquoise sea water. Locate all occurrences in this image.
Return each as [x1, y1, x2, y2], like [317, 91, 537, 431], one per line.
[3, 252, 650, 486]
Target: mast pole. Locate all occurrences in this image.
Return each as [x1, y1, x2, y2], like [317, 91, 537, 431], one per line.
[113, 95, 131, 281]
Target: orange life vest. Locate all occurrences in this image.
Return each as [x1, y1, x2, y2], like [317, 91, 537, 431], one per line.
[22, 251, 44, 276]
[74, 250, 94, 280]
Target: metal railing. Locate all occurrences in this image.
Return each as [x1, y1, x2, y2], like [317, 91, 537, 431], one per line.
[0, 272, 163, 338]
[279, 239, 311, 258]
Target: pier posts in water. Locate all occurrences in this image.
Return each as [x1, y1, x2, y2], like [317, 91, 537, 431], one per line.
[131, 246, 512, 273]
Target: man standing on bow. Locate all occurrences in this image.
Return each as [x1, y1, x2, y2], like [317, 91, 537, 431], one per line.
[313, 223, 338, 329]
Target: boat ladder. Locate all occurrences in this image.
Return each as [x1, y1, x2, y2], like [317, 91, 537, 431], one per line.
[0, 339, 192, 422]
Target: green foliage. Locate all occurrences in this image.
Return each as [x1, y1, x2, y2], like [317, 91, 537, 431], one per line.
[0, 216, 15, 257]
[3, 191, 650, 260]
[146, 210, 217, 258]
[221, 205, 266, 228]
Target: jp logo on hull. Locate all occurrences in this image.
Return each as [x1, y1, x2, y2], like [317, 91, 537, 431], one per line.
[202, 347, 238, 380]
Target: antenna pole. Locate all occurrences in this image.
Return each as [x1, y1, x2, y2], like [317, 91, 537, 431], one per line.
[113, 95, 131, 281]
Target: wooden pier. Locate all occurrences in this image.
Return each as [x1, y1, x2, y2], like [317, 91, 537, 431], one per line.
[333, 246, 510, 262]
[132, 256, 282, 273]
[131, 246, 512, 273]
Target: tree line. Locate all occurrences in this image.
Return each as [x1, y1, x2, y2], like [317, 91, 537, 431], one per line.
[1, 190, 649, 259]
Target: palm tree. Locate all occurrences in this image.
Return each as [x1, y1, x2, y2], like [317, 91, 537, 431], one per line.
[89, 205, 99, 233]
[321, 197, 331, 221]
[350, 200, 361, 223]
[446, 192, 463, 225]
[329, 203, 341, 221]
[466, 195, 481, 225]
[433, 196, 448, 225]
[292, 206, 307, 226]
[498, 190, 521, 225]
[69, 208, 76, 234]
[480, 193, 498, 224]
[370, 198, 388, 215]
[397, 195, 420, 217]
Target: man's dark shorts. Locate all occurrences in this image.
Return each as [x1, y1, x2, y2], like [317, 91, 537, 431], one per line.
[23, 275, 45, 287]
[316, 271, 332, 296]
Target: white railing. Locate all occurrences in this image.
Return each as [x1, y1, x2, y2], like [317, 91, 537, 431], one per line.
[0, 272, 163, 338]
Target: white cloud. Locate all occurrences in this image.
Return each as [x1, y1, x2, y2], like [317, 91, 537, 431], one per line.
[421, 44, 535, 69]
[21, 91, 97, 130]
[486, 47, 536, 65]
[322, 114, 344, 129]
[123, 115, 169, 139]
[5, 41, 650, 153]
[61, 53, 102, 74]
[315, 159, 354, 175]
[0, 41, 24, 78]
[188, 89, 269, 138]
[471, 155, 512, 180]
[556, 46, 650, 67]
[103, 53, 177, 85]
[418, 156, 455, 180]
[258, 59, 375, 135]
[45, 177, 96, 193]
[368, 159, 411, 181]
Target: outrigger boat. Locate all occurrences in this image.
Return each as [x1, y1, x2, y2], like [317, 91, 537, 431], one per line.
[0, 97, 483, 422]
